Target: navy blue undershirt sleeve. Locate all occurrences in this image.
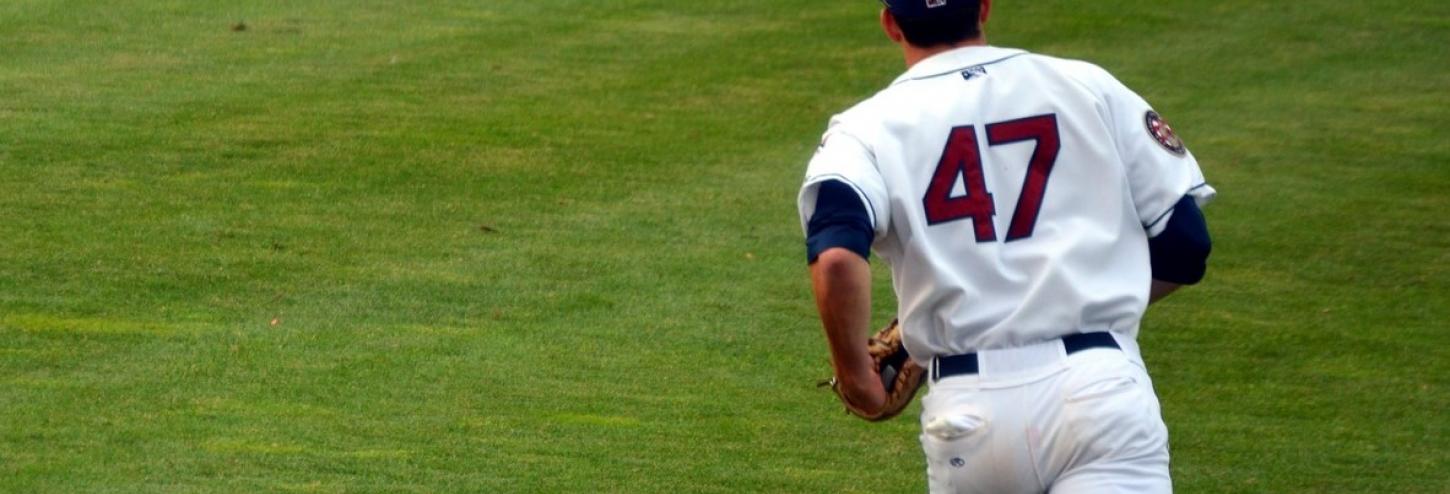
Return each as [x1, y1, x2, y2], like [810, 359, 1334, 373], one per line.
[1148, 195, 1212, 284]
[806, 180, 874, 264]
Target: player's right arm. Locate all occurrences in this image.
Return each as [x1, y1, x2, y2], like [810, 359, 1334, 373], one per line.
[799, 124, 894, 414]
[810, 246, 885, 414]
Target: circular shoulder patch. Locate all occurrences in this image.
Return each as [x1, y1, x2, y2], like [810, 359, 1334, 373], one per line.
[1144, 110, 1187, 156]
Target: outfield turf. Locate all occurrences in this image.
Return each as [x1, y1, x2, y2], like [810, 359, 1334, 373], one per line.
[1, 0, 1446, 492]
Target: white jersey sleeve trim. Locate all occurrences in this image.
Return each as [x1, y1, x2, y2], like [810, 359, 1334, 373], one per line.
[1144, 182, 1214, 228]
[799, 126, 892, 241]
[800, 173, 878, 232]
[1143, 182, 1216, 236]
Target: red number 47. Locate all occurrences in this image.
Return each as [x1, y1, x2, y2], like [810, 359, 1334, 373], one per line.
[922, 114, 1061, 243]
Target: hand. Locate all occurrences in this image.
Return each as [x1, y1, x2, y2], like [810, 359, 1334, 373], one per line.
[833, 362, 888, 415]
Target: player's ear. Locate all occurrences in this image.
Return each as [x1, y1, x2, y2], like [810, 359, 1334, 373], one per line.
[978, 0, 992, 29]
[880, 9, 906, 44]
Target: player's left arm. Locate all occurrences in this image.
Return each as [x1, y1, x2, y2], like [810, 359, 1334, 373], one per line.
[1087, 66, 1216, 303]
[1147, 195, 1212, 304]
[1149, 281, 1180, 304]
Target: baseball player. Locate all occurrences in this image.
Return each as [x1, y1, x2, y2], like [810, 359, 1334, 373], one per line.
[799, 1, 1214, 492]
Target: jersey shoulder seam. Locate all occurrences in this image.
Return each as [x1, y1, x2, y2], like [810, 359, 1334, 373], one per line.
[1036, 55, 1116, 102]
[819, 126, 877, 163]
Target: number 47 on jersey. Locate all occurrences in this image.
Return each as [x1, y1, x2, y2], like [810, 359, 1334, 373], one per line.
[923, 114, 1060, 243]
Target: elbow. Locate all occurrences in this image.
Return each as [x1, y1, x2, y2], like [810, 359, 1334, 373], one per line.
[812, 247, 867, 270]
[810, 248, 871, 289]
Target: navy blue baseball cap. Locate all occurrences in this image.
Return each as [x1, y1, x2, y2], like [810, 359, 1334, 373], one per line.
[881, 0, 975, 19]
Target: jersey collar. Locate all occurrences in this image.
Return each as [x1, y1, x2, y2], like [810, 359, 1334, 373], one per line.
[891, 45, 1028, 86]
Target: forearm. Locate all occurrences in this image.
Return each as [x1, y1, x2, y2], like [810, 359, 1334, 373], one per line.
[1149, 280, 1181, 304]
[810, 248, 885, 412]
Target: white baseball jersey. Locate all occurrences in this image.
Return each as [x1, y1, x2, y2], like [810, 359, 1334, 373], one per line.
[798, 46, 1214, 364]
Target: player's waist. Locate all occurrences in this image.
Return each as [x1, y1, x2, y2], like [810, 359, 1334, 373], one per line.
[929, 332, 1140, 383]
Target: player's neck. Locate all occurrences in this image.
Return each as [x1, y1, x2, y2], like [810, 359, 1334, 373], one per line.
[903, 37, 988, 68]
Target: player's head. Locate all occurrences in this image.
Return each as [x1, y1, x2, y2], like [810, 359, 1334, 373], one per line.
[880, 0, 988, 48]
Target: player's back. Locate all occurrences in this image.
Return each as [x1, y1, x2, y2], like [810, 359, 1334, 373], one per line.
[806, 46, 1176, 360]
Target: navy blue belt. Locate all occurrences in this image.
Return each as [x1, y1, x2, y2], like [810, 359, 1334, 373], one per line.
[932, 332, 1120, 381]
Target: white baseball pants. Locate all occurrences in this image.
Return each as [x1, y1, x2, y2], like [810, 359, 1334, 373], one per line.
[919, 335, 1172, 493]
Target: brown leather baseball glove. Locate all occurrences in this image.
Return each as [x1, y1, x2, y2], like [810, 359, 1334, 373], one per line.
[821, 319, 925, 421]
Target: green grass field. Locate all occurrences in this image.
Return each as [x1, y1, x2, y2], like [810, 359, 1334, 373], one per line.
[1, 0, 1446, 492]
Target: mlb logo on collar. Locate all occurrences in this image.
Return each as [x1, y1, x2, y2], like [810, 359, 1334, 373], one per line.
[961, 65, 987, 81]
[927, 0, 947, 7]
